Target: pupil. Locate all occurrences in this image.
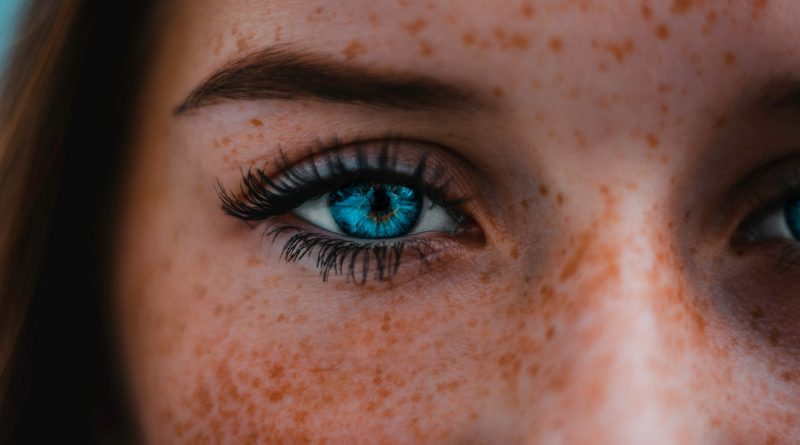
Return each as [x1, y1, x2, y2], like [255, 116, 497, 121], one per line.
[371, 188, 391, 214]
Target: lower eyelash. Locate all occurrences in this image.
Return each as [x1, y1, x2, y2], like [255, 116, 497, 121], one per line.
[773, 243, 800, 274]
[266, 225, 443, 283]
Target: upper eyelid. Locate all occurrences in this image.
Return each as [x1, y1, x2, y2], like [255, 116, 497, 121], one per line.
[740, 156, 800, 207]
[217, 138, 472, 221]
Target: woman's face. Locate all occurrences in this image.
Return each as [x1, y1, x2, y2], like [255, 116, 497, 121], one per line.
[115, 0, 800, 443]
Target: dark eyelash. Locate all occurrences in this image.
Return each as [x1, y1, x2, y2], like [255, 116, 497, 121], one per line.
[737, 158, 800, 272]
[266, 225, 443, 282]
[217, 139, 466, 221]
[737, 162, 800, 239]
[773, 243, 800, 273]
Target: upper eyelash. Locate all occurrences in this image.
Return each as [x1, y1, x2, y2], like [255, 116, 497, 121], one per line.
[216, 138, 467, 222]
[745, 159, 800, 210]
[737, 161, 800, 236]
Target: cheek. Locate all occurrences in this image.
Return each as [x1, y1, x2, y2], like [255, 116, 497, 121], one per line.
[129, 278, 496, 443]
[123, 234, 577, 444]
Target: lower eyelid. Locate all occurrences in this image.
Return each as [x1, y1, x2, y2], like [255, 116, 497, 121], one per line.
[264, 223, 471, 283]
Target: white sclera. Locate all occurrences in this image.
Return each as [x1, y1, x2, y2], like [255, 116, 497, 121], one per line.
[748, 206, 796, 241]
[292, 193, 458, 239]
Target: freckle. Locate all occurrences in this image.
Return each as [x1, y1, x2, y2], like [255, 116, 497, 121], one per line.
[548, 37, 563, 53]
[418, 41, 435, 57]
[712, 116, 727, 129]
[706, 10, 718, 25]
[539, 185, 549, 196]
[645, 133, 660, 148]
[402, 18, 427, 34]
[779, 370, 797, 382]
[521, 1, 535, 18]
[574, 130, 587, 148]
[250, 118, 263, 127]
[510, 247, 519, 259]
[493, 27, 507, 42]
[343, 39, 367, 59]
[480, 272, 491, 284]
[607, 39, 635, 63]
[751, 0, 768, 14]
[222, 137, 231, 146]
[641, 2, 653, 19]
[236, 37, 249, 52]
[306, 6, 323, 23]
[545, 325, 555, 340]
[655, 24, 670, 39]
[268, 391, 284, 402]
[511, 34, 529, 49]
[276, 313, 287, 322]
[723, 52, 736, 66]
[670, 0, 696, 15]
[556, 193, 565, 206]
[492, 87, 504, 98]
[368, 12, 380, 26]
[462, 32, 476, 47]
[520, 198, 530, 209]
[660, 104, 670, 114]
[768, 327, 780, 346]
[657, 83, 672, 94]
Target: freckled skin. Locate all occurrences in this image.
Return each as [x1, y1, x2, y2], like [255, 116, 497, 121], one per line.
[116, 0, 800, 444]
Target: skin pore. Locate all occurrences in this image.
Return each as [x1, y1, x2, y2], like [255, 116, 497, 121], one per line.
[114, 0, 800, 443]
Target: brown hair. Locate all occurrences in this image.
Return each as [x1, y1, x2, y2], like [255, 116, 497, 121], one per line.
[0, 1, 156, 442]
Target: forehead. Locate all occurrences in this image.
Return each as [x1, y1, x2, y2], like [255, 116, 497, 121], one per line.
[158, 0, 800, 166]
[166, 1, 800, 102]
[170, 0, 800, 76]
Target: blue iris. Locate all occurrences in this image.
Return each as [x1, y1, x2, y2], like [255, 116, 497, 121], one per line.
[329, 182, 422, 239]
[786, 200, 800, 239]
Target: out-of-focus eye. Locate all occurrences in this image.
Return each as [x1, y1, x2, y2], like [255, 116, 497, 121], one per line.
[743, 198, 800, 242]
[293, 181, 459, 239]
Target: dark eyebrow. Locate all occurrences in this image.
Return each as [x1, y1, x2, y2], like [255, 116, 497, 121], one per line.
[174, 46, 486, 115]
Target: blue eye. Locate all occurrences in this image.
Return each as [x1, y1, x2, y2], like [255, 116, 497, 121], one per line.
[328, 182, 422, 238]
[785, 200, 800, 239]
[293, 181, 458, 240]
[746, 198, 800, 241]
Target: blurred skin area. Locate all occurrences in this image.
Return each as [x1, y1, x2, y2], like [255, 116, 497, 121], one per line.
[115, 0, 800, 443]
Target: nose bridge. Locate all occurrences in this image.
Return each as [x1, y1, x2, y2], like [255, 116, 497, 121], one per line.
[526, 185, 703, 444]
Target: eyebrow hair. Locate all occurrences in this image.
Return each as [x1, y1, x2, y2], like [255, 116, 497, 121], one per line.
[174, 46, 486, 115]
